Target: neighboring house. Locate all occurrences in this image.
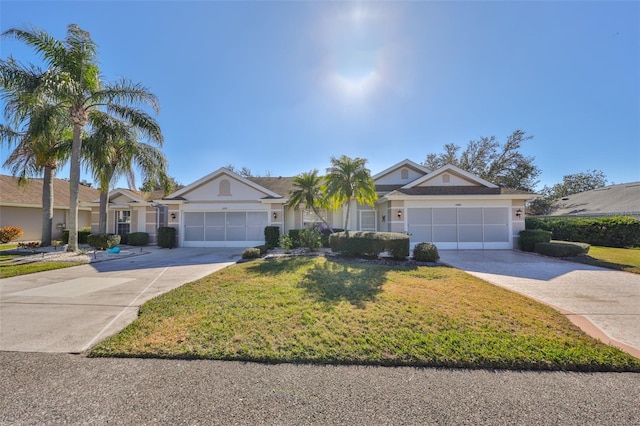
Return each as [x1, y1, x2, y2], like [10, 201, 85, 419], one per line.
[91, 160, 533, 249]
[0, 174, 99, 241]
[548, 182, 640, 219]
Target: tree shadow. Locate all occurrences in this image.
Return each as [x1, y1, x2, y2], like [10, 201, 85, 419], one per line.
[245, 256, 315, 276]
[298, 258, 389, 308]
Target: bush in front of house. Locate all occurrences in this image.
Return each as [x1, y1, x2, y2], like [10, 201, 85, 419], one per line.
[279, 233, 293, 252]
[519, 229, 552, 252]
[299, 226, 323, 251]
[535, 241, 590, 258]
[329, 231, 410, 259]
[61, 230, 91, 245]
[413, 242, 440, 262]
[127, 232, 149, 246]
[87, 233, 121, 250]
[241, 247, 261, 260]
[288, 229, 302, 248]
[157, 227, 176, 248]
[526, 216, 640, 248]
[264, 226, 280, 249]
[0, 226, 23, 243]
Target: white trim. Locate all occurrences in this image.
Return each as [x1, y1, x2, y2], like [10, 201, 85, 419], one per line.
[403, 164, 498, 189]
[373, 159, 431, 181]
[168, 167, 282, 199]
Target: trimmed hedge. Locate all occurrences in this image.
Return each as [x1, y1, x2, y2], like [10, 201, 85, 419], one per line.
[264, 226, 280, 249]
[535, 241, 590, 257]
[526, 216, 640, 248]
[127, 232, 149, 246]
[0, 226, 23, 243]
[87, 233, 121, 250]
[157, 227, 176, 248]
[61, 230, 91, 245]
[413, 242, 440, 262]
[288, 229, 302, 248]
[329, 231, 410, 259]
[519, 229, 552, 252]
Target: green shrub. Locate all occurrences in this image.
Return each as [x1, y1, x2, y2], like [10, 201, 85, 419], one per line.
[288, 229, 302, 248]
[255, 245, 267, 255]
[264, 226, 280, 249]
[535, 241, 590, 257]
[279, 234, 293, 252]
[329, 231, 409, 259]
[61, 230, 91, 245]
[241, 247, 261, 259]
[87, 233, 121, 250]
[413, 242, 440, 262]
[0, 226, 23, 243]
[157, 227, 176, 248]
[526, 216, 640, 248]
[299, 226, 322, 251]
[127, 232, 149, 246]
[519, 229, 552, 252]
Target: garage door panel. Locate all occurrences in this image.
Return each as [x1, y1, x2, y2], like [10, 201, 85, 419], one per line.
[433, 225, 457, 242]
[408, 225, 432, 242]
[484, 225, 509, 242]
[433, 208, 457, 225]
[458, 208, 482, 224]
[408, 208, 432, 224]
[459, 225, 483, 242]
[484, 208, 508, 224]
[205, 227, 225, 241]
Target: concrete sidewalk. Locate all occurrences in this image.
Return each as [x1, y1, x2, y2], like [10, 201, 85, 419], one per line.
[439, 250, 640, 357]
[0, 247, 242, 353]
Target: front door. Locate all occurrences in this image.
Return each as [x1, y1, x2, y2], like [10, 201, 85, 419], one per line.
[115, 210, 131, 236]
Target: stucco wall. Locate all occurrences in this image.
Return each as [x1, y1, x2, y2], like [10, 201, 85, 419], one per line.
[1, 206, 90, 242]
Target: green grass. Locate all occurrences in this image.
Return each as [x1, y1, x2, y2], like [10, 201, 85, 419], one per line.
[568, 246, 640, 274]
[0, 243, 18, 251]
[0, 253, 84, 279]
[91, 256, 640, 371]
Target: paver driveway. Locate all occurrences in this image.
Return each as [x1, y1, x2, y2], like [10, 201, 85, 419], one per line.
[439, 250, 640, 357]
[0, 247, 242, 353]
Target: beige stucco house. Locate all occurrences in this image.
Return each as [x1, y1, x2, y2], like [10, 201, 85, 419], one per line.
[0, 174, 99, 241]
[89, 160, 534, 250]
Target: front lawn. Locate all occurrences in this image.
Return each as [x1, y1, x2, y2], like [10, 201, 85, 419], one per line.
[0, 252, 84, 278]
[568, 246, 640, 274]
[90, 256, 640, 371]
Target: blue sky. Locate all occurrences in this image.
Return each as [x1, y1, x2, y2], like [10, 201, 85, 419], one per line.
[1, 1, 638, 191]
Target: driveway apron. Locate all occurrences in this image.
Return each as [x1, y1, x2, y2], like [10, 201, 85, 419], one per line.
[0, 247, 242, 353]
[439, 250, 640, 357]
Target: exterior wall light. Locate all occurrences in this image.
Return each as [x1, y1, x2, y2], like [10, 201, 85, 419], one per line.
[515, 209, 522, 218]
[397, 210, 402, 218]
[273, 212, 278, 220]
[171, 213, 176, 220]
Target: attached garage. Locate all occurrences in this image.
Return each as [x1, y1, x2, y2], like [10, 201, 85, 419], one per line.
[407, 207, 510, 249]
[182, 211, 269, 247]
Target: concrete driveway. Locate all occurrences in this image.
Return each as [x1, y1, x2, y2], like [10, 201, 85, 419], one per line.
[439, 250, 640, 357]
[0, 247, 242, 353]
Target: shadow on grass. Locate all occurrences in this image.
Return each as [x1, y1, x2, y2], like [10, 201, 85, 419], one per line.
[298, 258, 389, 308]
[568, 255, 638, 274]
[245, 256, 315, 275]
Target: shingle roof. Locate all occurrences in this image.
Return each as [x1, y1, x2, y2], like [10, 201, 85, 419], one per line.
[550, 182, 640, 216]
[247, 176, 295, 198]
[0, 174, 100, 207]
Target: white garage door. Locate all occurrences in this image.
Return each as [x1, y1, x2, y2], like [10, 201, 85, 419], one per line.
[407, 207, 510, 249]
[182, 211, 268, 247]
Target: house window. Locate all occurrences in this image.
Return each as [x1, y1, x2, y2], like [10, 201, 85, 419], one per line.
[442, 174, 450, 183]
[157, 205, 168, 228]
[218, 179, 231, 196]
[303, 209, 328, 230]
[401, 169, 409, 180]
[115, 210, 131, 236]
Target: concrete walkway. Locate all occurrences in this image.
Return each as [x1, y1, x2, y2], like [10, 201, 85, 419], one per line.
[0, 247, 242, 353]
[439, 250, 640, 357]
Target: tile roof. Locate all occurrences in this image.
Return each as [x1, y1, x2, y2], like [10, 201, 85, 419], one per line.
[0, 174, 100, 207]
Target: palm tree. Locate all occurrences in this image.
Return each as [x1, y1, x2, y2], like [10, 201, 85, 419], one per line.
[82, 110, 166, 233]
[324, 155, 377, 231]
[3, 24, 161, 251]
[288, 170, 333, 232]
[0, 59, 72, 246]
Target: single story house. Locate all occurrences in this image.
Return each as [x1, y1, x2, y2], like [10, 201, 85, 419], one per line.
[548, 182, 640, 219]
[87, 160, 535, 250]
[0, 174, 99, 241]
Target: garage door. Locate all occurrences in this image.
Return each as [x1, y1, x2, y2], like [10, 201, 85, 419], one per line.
[407, 207, 510, 249]
[183, 211, 268, 247]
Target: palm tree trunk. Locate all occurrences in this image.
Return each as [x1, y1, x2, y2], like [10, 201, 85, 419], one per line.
[99, 190, 108, 233]
[41, 166, 54, 246]
[67, 124, 82, 252]
[344, 202, 351, 232]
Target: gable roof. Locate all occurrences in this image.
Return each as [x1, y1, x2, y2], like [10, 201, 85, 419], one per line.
[550, 182, 640, 217]
[404, 164, 498, 189]
[166, 167, 283, 200]
[372, 159, 430, 181]
[247, 176, 295, 199]
[0, 174, 100, 208]
[89, 188, 148, 204]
